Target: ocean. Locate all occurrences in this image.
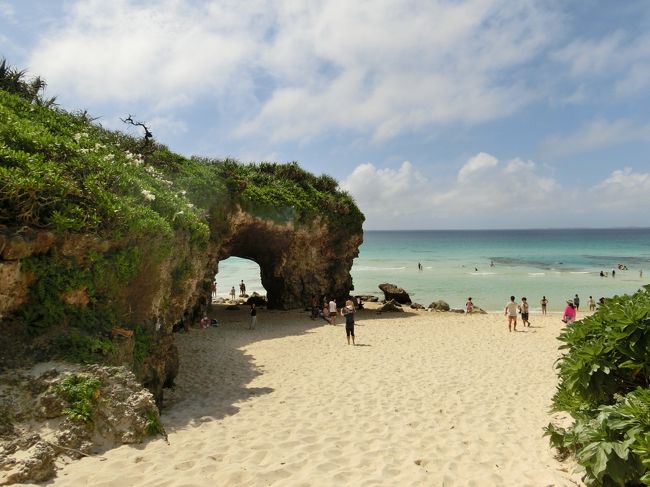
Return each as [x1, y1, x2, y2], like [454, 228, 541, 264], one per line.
[215, 228, 650, 312]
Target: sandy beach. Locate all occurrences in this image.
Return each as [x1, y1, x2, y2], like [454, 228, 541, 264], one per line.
[36, 305, 584, 487]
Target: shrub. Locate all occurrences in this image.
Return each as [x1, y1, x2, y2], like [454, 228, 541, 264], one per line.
[53, 373, 102, 422]
[547, 285, 650, 485]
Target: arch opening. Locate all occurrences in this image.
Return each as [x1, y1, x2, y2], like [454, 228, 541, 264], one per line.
[214, 257, 266, 302]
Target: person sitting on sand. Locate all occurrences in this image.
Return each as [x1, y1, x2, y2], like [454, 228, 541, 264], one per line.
[341, 299, 356, 345]
[540, 296, 548, 315]
[562, 302, 576, 324]
[505, 296, 518, 332]
[518, 297, 530, 327]
[466, 297, 474, 314]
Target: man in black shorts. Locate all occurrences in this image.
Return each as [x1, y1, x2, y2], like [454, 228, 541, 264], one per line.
[342, 299, 356, 345]
[519, 297, 531, 327]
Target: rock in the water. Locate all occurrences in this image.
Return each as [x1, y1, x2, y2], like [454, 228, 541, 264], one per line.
[410, 303, 425, 310]
[378, 283, 411, 304]
[429, 300, 450, 312]
[378, 299, 404, 312]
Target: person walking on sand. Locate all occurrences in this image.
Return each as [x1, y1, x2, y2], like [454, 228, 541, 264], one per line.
[540, 296, 548, 315]
[212, 281, 217, 300]
[465, 297, 474, 315]
[573, 294, 580, 312]
[588, 295, 595, 311]
[230, 286, 236, 301]
[249, 303, 257, 330]
[505, 296, 518, 332]
[519, 297, 531, 327]
[329, 298, 337, 325]
[341, 299, 356, 345]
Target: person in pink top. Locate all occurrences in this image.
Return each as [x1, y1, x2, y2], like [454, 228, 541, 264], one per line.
[562, 301, 577, 324]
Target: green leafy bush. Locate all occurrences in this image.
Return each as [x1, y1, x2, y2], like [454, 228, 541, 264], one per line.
[53, 373, 102, 422]
[547, 285, 650, 485]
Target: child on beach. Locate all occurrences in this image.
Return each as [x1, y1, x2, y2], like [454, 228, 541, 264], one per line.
[518, 297, 530, 327]
[329, 298, 337, 325]
[341, 299, 356, 345]
[465, 297, 474, 314]
[505, 296, 518, 332]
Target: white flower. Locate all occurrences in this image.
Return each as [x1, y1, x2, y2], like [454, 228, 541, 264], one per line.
[179, 190, 187, 196]
[103, 154, 115, 162]
[141, 189, 156, 201]
[187, 203, 194, 209]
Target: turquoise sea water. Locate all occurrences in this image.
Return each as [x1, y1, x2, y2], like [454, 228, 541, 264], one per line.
[216, 228, 650, 312]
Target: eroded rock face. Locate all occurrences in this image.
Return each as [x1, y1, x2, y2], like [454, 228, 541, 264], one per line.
[0, 207, 363, 405]
[0, 363, 162, 485]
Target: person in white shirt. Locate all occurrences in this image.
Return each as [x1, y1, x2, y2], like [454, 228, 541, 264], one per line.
[504, 295, 518, 332]
[328, 299, 337, 325]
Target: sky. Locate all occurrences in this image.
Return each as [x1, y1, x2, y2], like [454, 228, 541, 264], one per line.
[1, 0, 650, 230]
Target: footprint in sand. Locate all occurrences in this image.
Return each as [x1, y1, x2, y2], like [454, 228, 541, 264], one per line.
[174, 460, 196, 471]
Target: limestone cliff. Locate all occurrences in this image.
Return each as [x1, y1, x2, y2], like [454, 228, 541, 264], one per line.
[0, 88, 364, 405]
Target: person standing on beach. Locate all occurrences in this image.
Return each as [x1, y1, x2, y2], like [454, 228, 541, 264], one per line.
[212, 281, 217, 300]
[519, 297, 530, 327]
[239, 280, 246, 297]
[540, 296, 548, 315]
[182, 311, 191, 333]
[573, 294, 580, 311]
[465, 297, 474, 314]
[249, 303, 257, 330]
[329, 298, 337, 325]
[230, 286, 236, 301]
[310, 294, 319, 320]
[505, 296, 518, 332]
[341, 299, 356, 345]
[588, 296, 595, 311]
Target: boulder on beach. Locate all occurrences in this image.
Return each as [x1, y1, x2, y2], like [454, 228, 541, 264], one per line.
[429, 300, 450, 312]
[378, 283, 411, 304]
[378, 299, 404, 312]
[410, 303, 425, 310]
[450, 308, 465, 314]
[472, 306, 488, 314]
[246, 292, 267, 307]
[356, 295, 379, 302]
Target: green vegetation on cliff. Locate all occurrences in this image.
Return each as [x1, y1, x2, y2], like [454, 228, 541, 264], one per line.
[0, 62, 364, 365]
[546, 286, 650, 486]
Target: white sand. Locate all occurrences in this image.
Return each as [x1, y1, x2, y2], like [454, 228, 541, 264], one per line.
[38, 306, 584, 486]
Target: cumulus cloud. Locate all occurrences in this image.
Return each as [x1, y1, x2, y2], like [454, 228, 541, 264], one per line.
[592, 167, 650, 209]
[341, 152, 563, 228]
[0, 2, 15, 22]
[542, 118, 650, 157]
[27, 0, 562, 142]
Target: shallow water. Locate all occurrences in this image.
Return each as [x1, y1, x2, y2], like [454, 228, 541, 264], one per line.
[215, 228, 650, 312]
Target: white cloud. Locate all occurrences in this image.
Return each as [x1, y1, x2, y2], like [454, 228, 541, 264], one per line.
[542, 118, 650, 157]
[592, 167, 650, 210]
[27, 0, 562, 142]
[342, 153, 562, 228]
[553, 30, 650, 97]
[457, 152, 498, 183]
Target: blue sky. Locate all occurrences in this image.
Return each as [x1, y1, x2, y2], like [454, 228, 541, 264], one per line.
[1, 0, 650, 229]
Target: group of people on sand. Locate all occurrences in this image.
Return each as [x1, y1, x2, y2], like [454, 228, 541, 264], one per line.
[310, 295, 358, 345]
[501, 293, 604, 330]
[504, 296, 532, 332]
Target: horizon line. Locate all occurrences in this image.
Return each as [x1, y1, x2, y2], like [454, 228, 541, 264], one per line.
[362, 226, 650, 232]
